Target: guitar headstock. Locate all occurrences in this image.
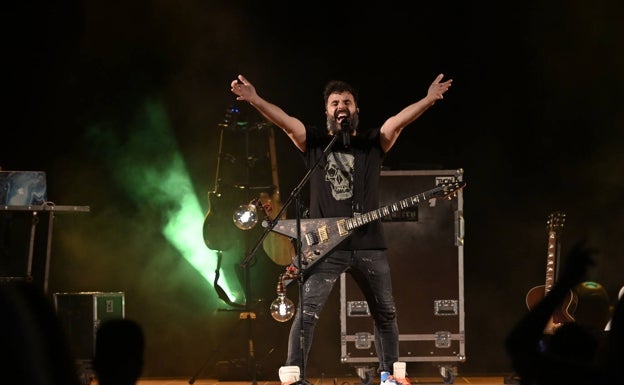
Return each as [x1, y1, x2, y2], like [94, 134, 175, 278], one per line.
[547, 211, 566, 233]
[438, 180, 467, 200]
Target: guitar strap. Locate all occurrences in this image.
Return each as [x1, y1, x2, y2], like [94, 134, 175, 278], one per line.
[213, 251, 244, 308]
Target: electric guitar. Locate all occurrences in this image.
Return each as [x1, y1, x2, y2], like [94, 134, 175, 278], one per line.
[525, 211, 577, 334]
[266, 180, 465, 283]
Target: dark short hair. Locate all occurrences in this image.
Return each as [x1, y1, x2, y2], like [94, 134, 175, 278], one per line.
[94, 318, 145, 381]
[323, 80, 359, 106]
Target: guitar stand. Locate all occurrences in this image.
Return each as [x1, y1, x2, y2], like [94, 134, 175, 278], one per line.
[189, 248, 270, 385]
[188, 308, 265, 385]
[196, 112, 286, 384]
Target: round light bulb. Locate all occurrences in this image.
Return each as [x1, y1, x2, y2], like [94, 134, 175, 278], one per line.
[233, 204, 258, 230]
[270, 293, 295, 322]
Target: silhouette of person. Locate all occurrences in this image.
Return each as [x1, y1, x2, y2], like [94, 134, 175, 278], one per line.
[505, 240, 603, 385]
[601, 285, 624, 384]
[0, 281, 81, 385]
[93, 318, 145, 385]
[505, 241, 622, 385]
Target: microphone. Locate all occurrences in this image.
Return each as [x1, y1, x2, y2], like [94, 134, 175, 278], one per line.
[340, 118, 351, 148]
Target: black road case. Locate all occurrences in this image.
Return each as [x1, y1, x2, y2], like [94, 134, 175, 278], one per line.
[339, 169, 465, 384]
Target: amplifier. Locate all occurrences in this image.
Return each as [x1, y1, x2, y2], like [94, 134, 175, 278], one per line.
[54, 292, 125, 360]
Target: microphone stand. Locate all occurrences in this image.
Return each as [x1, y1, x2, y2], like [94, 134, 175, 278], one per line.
[242, 133, 339, 385]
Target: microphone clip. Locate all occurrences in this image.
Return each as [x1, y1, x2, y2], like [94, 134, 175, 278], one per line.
[340, 118, 352, 133]
[340, 118, 352, 148]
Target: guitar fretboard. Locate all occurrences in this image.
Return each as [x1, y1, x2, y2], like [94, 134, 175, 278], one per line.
[344, 186, 448, 231]
[545, 231, 557, 294]
[544, 212, 565, 295]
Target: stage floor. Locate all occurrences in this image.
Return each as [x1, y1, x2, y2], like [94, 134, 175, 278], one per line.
[127, 376, 509, 385]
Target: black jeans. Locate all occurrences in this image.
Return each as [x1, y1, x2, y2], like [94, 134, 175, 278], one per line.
[285, 249, 399, 374]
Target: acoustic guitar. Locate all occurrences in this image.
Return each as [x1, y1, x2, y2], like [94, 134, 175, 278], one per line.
[525, 212, 577, 334]
[203, 123, 236, 251]
[259, 124, 295, 265]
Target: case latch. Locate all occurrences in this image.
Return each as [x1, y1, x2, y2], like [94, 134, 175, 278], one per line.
[354, 332, 374, 349]
[435, 331, 452, 348]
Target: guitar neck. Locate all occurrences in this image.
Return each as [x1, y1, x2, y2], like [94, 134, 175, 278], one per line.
[544, 230, 558, 295]
[343, 184, 449, 231]
[212, 124, 226, 194]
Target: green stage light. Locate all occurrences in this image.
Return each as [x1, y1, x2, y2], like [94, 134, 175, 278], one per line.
[87, 99, 242, 305]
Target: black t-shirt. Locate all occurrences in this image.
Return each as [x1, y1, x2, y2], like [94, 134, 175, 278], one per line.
[300, 126, 386, 250]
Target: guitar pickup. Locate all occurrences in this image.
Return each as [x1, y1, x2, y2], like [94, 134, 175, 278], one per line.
[304, 232, 319, 246]
[336, 219, 349, 236]
[304, 226, 329, 246]
[318, 226, 329, 243]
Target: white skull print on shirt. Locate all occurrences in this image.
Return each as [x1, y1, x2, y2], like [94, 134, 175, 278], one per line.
[324, 152, 354, 200]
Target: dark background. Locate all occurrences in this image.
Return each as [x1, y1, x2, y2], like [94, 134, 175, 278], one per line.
[3, 0, 624, 379]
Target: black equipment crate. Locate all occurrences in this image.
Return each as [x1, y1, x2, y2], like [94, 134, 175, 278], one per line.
[339, 169, 465, 379]
[54, 291, 125, 360]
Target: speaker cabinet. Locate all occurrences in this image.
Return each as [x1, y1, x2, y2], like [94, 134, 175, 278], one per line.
[54, 292, 125, 360]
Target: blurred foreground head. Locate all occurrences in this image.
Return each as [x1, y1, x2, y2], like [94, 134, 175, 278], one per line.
[0, 281, 80, 385]
[93, 318, 145, 385]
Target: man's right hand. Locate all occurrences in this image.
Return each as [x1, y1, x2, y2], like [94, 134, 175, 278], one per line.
[231, 74, 257, 102]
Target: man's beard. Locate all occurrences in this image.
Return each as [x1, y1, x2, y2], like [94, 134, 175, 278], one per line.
[327, 113, 359, 134]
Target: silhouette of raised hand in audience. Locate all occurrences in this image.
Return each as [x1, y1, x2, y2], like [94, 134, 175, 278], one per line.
[602, 286, 624, 384]
[505, 240, 602, 385]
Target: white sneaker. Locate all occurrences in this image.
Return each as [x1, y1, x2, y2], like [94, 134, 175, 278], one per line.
[279, 366, 300, 385]
[380, 371, 411, 385]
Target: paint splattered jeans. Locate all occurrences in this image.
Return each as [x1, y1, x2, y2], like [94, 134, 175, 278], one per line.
[285, 249, 399, 374]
